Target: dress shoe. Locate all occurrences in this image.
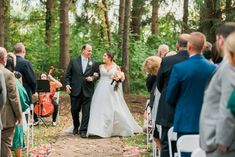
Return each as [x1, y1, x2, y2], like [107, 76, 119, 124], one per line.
[80, 132, 87, 138]
[73, 128, 78, 135]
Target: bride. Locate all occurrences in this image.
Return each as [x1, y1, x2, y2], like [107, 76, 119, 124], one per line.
[87, 52, 142, 137]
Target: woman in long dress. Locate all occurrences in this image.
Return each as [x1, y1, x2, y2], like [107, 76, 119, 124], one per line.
[87, 52, 142, 137]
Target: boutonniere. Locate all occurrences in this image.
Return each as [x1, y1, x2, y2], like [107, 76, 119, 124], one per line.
[88, 61, 93, 66]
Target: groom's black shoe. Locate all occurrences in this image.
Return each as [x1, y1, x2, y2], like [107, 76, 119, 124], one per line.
[80, 132, 87, 138]
[73, 128, 79, 135]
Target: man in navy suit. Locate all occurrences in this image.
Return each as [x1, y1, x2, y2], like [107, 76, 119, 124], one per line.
[14, 42, 37, 104]
[166, 32, 216, 157]
[156, 34, 190, 157]
[65, 44, 99, 137]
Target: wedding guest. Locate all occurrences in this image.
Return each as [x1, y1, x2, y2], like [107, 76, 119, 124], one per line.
[65, 44, 99, 137]
[166, 32, 216, 157]
[211, 42, 223, 64]
[156, 33, 190, 157]
[5, 53, 28, 157]
[200, 22, 235, 157]
[87, 52, 142, 137]
[13, 72, 29, 157]
[0, 47, 22, 157]
[142, 56, 162, 150]
[14, 42, 37, 104]
[203, 41, 213, 61]
[156, 44, 169, 58]
[0, 70, 6, 138]
[34, 72, 62, 126]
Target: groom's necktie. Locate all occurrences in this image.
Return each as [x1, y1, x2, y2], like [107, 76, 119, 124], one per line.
[82, 57, 88, 73]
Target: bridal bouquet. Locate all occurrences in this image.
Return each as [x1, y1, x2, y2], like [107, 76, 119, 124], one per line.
[111, 70, 125, 91]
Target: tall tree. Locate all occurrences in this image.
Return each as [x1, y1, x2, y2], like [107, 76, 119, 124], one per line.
[4, 0, 10, 50]
[151, 0, 159, 35]
[118, 0, 125, 54]
[99, 0, 112, 45]
[122, 0, 131, 93]
[199, 0, 221, 43]
[0, 0, 4, 47]
[182, 0, 189, 33]
[130, 0, 144, 39]
[59, 0, 70, 73]
[45, 0, 55, 47]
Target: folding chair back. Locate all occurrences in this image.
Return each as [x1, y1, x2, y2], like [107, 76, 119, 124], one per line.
[168, 127, 177, 157]
[177, 135, 199, 157]
[191, 148, 206, 157]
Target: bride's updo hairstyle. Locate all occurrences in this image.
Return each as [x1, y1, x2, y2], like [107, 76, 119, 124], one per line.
[106, 51, 114, 61]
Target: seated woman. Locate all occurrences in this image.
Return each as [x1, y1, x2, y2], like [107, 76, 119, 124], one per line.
[34, 72, 62, 126]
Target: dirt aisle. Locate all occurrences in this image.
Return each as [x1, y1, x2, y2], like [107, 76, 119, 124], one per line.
[48, 132, 124, 157]
[47, 94, 147, 157]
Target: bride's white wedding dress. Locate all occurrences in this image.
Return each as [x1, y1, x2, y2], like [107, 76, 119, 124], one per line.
[87, 63, 142, 137]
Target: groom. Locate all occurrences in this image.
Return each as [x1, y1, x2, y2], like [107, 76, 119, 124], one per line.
[65, 44, 99, 138]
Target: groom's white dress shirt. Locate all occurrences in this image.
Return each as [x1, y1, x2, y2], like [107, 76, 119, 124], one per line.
[81, 56, 88, 73]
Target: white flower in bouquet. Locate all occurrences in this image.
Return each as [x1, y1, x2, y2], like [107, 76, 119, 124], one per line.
[111, 70, 125, 91]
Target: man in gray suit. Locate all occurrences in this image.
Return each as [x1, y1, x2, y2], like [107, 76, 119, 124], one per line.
[0, 70, 6, 155]
[0, 70, 6, 127]
[0, 47, 22, 157]
[200, 22, 235, 157]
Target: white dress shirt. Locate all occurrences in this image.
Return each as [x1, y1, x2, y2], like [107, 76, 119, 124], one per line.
[81, 56, 88, 73]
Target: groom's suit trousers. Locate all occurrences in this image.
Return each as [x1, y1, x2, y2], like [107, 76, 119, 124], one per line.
[71, 91, 91, 133]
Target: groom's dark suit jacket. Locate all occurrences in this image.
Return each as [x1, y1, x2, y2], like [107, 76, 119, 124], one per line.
[64, 56, 99, 97]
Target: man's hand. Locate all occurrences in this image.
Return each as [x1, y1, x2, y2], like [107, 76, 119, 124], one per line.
[217, 144, 228, 153]
[93, 72, 99, 78]
[85, 76, 93, 82]
[16, 116, 22, 126]
[66, 85, 72, 94]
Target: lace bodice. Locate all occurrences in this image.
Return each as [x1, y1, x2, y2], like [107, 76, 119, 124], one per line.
[99, 64, 117, 81]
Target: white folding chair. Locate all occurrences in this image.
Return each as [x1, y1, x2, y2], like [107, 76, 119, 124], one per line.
[168, 127, 177, 157]
[191, 147, 206, 157]
[177, 135, 200, 157]
[24, 104, 35, 157]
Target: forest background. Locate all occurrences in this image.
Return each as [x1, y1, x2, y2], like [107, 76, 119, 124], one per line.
[0, 0, 234, 94]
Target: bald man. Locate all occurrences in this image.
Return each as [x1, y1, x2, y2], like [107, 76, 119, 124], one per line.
[155, 33, 190, 157]
[156, 44, 169, 58]
[65, 44, 99, 138]
[166, 32, 216, 157]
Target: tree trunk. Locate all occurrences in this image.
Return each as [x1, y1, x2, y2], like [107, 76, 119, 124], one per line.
[45, 0, 55, 47]
[102, 0, 112, 45]
[130, 0, 144, 39]
[151, 0, 159, 35]
[118, 0, 125, 56]
[0, 0, 4, 47]
[182, 0, 189, 33]
[99, 0, 111, 46]
[59, 0, 70, 73]
[199, 0, 221, 43]
[122, 0, 131, 93]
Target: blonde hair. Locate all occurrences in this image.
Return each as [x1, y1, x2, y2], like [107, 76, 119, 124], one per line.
[166, 51, 177, 57]
[142, 56, 162, 74]
[224, 32, 235, 65]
